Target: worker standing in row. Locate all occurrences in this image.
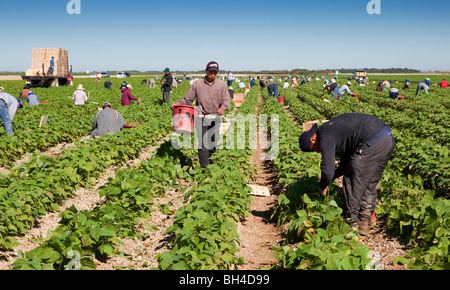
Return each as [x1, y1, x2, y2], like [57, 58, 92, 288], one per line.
[171, 61, 230, 168]
[161, 68, 173, 104]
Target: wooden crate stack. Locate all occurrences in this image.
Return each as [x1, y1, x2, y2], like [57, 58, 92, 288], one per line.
[26, 48, 69, 76]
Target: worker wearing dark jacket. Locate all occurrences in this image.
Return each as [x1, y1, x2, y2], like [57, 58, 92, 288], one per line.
[161, 68, 173, 103]
[299, 113, 395, 236]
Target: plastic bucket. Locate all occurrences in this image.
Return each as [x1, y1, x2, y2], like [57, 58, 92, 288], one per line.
[172, 105, 200, 133]
[278, 96, 285, 104]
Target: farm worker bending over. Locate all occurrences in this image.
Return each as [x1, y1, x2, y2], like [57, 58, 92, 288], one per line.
[334, 81, 353, 99]
[171, 61, 230, 168]
[90, 102, 125, 139]
[259, 77, 268, 91]
[148, 78, 156, 88]
[376, 81, 384, 92]
[73, 84, 88, 105]
[227, 72, 233, 86]
[161, 68, 173, 104]
[388, 88, 407, 100]
[19, 86, 40, 106]
[0, 92, 23, 137]
[416, 80, 430, 96]
[104, 80, 112, 90]
[268, 79, 279, 102]
[403, 79, 411, 89]
[121, 85, 140, 106]
[440, 79, 449, 88]
[298, 113, 395, 236]
[324, 79, 338, 95]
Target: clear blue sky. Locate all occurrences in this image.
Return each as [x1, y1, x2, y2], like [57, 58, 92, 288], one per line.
[1, 0, 449, 72]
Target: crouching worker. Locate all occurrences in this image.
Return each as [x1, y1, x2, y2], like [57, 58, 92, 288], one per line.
[298, 113, 395, 236]
[389, 88, 407, 100]
[90, 102, 125, 139]
[0, 92, 23, 137]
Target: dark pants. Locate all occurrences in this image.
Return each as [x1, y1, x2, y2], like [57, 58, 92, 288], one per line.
[163, 90, 171, 103]
[196, 115, 221, 168]
[343, 134, 395, 225]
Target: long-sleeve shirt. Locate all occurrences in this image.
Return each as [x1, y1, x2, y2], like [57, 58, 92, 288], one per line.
[73, 90, 88, 105]
[121, 88, 139, 106]
[317, 113, 388, 190]
[0, 93, 19, 120]
[177, 77, 230, 115]
[162, 73, 173, 92]
[90, 107, 124, 138]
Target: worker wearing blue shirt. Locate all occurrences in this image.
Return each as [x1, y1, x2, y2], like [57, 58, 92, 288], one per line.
[50, 57, 55, 76]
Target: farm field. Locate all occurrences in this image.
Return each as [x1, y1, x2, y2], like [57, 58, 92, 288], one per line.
[0, 73, 448, 271]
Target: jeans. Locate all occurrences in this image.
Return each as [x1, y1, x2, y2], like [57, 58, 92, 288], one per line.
[0, 101, 14, 136]
[268, 84, 279, 101]
[416, 83, 429, 95]
[333, 86, 341, 98]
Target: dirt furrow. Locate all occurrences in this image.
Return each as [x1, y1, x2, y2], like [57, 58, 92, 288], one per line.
[0, 136, 169, 270]
[236, 94, 284, 270]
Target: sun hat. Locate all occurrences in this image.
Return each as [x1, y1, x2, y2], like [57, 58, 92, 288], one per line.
[76, 84, 85, 90]
[126, 84, 133, 89]
[299, 123, 318, 152]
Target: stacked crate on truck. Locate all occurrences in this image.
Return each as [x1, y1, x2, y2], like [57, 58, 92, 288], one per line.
[22, 48, 70, 87]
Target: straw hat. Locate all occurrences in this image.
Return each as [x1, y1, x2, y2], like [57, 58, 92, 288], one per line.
[76, 84, 85, 90]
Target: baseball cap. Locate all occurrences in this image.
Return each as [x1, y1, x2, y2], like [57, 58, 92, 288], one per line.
[102, 102, 112, 108]
[206, 61, 219, 72]
[164, 68, 170, 72]
[298, 123, 318, 152]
